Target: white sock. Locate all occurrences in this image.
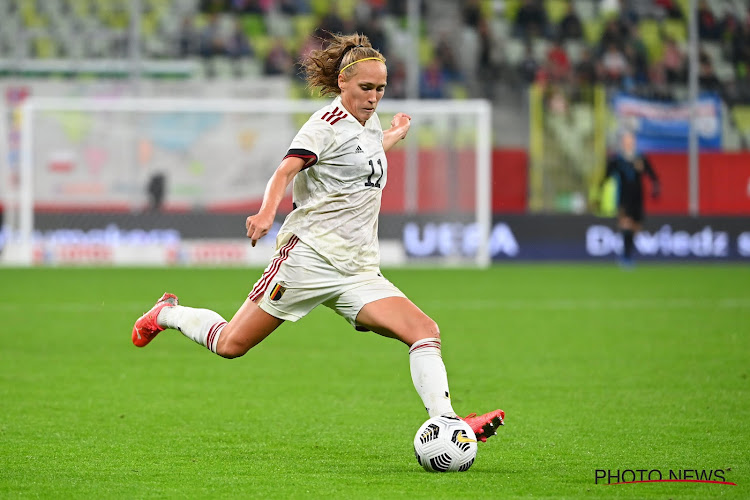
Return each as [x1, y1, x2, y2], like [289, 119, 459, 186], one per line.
[157, 305, 227, 353]
[409, 338, 457, 418]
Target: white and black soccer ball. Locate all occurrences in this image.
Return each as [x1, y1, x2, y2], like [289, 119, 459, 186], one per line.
[413, 416, 478, 472]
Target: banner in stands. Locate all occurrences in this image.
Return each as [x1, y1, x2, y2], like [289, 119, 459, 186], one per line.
[612, 93, 722, 152]
[3, 213, 748, 265]
[401, 215, 750, 261]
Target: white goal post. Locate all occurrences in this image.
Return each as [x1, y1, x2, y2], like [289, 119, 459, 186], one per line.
[4, 97, 492, 267]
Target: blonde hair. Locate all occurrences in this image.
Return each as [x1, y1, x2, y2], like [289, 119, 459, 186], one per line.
[301, 32, 386, 96]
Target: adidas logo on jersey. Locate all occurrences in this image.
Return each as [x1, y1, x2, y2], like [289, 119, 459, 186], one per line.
[355, 145, 364, 154]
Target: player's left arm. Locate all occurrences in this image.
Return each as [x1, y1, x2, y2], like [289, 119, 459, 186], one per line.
[643, 155, 660, 198]
[382, 112, 412, 152]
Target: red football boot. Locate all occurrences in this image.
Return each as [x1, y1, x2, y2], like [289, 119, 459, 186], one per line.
[462, 410, 505, 442]
[132, 293, 179, 347]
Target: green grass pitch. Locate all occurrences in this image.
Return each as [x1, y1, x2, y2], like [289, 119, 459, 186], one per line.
[1, 264, 748, 498]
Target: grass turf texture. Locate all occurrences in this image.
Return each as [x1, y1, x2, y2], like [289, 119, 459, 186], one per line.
[0, 265, 748, 499]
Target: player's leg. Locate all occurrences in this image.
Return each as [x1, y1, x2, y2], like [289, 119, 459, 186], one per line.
[355, 296, 455, 416]
[352, 294, 504, 442]
[617, 209, 636, 265]
[214, 299, 284, 358]
[132, 293, 284, 358]
[132, 235, 303, 356]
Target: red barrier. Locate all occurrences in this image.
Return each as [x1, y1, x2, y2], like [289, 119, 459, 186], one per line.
[647, 152, 750, 215]
[699, 152, 750, 214]
[492, 149, 528, 213]
[644, 153, 689, 214]
[382, 149, 528, 214]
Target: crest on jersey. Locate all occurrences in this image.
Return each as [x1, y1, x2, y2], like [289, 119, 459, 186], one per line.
[269, 282, 287, 301]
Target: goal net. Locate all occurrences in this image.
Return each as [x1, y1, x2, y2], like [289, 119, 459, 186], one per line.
[2, 97, 491, 267]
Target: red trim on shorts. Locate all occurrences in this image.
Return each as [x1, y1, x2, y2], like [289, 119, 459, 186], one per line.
[248, 235, 300, 302]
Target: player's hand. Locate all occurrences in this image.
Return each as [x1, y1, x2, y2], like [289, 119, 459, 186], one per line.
[246, 211, 274, 247]
[651, 183, 661, 200]
[391, 112, 411, 139]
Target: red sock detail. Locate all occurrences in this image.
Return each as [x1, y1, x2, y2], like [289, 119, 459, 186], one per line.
[409, 340, 441, 354]
[206, 321, 227, 353]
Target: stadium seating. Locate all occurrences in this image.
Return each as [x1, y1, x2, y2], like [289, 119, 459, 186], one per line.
[1, 0, 749, 125]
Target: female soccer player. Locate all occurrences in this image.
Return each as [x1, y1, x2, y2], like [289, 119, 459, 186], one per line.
[132, 33, 504, 442]
[600, 129, 660, 266]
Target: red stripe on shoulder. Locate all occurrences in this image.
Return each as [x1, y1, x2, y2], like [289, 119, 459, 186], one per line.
[321, 107, 348, 126]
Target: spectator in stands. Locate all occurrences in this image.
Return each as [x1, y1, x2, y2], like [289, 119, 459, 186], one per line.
[388, 0, 407, 17]
[264, 38, 293, 75]
[654, 0, 682, 20]
[624, 25, 650, 84]
[462, 0, 482, 29]
[730, 22, 750, 75]
[420, 58, 447, 98]
[699, 49, 723, 93]
[661, 36, 686, 83]
[599, 42, 629, 86]
[436, 35, 462, 82]
[575, 47, 598, 88]
[227, 19, 254, 77]
[177, 16, 197, 57]
[387, 0, 427, 17]
[719, 8, 740, 41]
[319, 8, 347, 37]
[278, 0, 302, 16]
[230, 0, 264, 13]
[200, 14, 226, 77]
[517, 41, 540, 84]
[598, 19, 625, 55]
[513, 0, 548, 39]
[557, 1, 583, 41]
[545, 38, 572, 83]
[617, 0, 640, 29]
[387, 58, 408, 98]
[357, 14, 388, 57]
[367, 0, 388, 16]
[200, 0, 227, 14]
[698, 0, 720, 40]
[477, 18, 502, 98]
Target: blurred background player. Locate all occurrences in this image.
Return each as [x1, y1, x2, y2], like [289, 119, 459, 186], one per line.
[131, 32, 504, 442]
[599, 129, 660, 267]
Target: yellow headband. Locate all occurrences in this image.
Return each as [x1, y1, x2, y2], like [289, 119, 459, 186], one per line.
[339, 57, 385, 74]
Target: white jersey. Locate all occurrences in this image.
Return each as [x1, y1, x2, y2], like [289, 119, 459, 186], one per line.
[277, 96, 387, 275]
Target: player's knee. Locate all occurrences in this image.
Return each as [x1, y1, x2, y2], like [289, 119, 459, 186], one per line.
[417, 317, 440, 340]
[216, 336, 250, 359]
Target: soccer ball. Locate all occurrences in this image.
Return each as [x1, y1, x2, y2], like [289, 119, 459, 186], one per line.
[413, 416, 478, 472]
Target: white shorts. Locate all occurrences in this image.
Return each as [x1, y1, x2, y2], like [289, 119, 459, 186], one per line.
[248, 235, 406, 327]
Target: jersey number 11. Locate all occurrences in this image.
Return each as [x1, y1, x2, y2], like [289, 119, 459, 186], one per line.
[365, 159, 384, 188]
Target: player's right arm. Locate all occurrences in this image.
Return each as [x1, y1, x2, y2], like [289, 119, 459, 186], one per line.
[246, 156, 306, 246]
